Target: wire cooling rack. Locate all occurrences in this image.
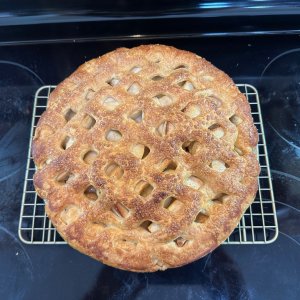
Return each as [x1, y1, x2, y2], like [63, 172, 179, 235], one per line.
[18, 84, 278, 245]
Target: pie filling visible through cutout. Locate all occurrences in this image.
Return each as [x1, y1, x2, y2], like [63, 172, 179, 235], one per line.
[32, 44, 259, 272]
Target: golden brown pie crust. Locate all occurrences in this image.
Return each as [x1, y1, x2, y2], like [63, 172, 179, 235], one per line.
[32, 44, 259, 272]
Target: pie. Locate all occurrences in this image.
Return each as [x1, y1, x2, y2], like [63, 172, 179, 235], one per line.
[32, 44, 259, 272]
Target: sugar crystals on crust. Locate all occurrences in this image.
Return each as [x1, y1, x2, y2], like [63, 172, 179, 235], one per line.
[32, 45, 259, 272]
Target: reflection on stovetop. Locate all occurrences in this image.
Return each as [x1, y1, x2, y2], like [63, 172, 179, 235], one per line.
[0, 61, 41, 299]
[0, 35, 299, 299]
[259, 49, 300, 245]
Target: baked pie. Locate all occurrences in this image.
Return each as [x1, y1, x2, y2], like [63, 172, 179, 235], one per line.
[33, 44, 259, 272]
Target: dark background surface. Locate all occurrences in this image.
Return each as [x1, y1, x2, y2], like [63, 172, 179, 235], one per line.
[0, 1, 300, 300]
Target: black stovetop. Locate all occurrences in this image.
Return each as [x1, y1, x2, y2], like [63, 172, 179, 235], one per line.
[0, 7, 300, 300]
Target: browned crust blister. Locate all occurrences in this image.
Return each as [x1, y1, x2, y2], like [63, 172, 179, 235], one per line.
[32, 44, 259, 272]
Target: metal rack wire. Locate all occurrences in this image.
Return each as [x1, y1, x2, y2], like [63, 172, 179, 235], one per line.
[18, 84, 278, 245]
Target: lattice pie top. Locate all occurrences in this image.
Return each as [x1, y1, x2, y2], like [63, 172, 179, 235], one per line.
[33, 45, 259, 272]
